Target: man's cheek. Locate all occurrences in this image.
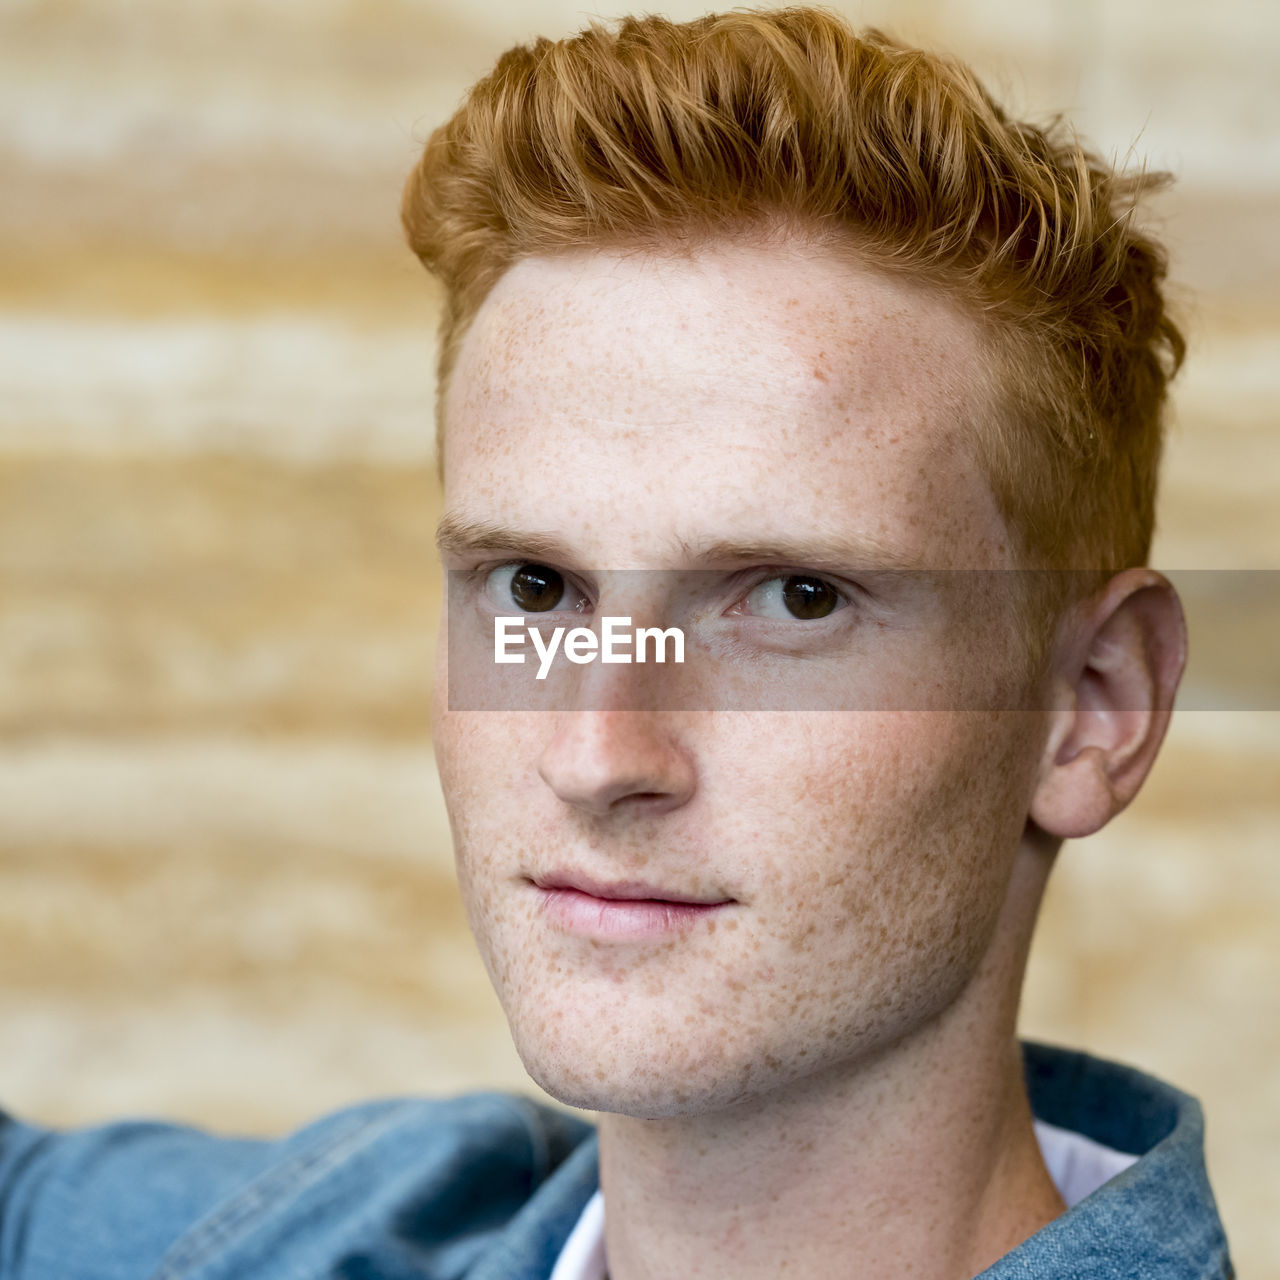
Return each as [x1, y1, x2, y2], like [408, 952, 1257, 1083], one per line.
[438, 718, 527, 820]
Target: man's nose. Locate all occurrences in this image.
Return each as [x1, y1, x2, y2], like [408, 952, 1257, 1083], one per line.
[536, 711, 696, 816]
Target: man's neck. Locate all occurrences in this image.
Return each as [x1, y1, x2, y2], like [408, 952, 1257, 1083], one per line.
[595, 874, 1066, 1280]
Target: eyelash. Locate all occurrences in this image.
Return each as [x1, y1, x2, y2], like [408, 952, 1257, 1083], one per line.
[474, 560, 854, 621]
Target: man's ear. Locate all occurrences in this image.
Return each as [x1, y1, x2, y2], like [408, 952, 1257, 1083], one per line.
[1029, 568, 1187, 840]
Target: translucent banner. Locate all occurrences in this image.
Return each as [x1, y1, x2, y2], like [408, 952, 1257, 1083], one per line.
[442, 568, 1280, 712]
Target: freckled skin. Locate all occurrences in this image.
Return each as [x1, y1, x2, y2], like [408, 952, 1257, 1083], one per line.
[432, 238, 1068, 1277]
[437, 241, 1039, 1115]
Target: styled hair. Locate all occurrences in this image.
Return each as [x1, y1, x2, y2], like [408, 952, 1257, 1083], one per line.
[401, 6, 1183, 580]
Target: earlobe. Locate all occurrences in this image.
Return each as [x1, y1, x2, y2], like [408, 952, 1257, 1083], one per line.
[1029, 569, 1187, 841]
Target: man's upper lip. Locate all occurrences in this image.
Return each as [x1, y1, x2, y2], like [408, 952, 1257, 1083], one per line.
[532, 871, 733, 905]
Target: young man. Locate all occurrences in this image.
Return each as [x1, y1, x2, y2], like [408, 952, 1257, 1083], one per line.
[0, 9, 1234, 1279]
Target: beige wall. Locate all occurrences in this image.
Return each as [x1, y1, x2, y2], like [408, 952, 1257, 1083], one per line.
[1, 2, 1277, 1274]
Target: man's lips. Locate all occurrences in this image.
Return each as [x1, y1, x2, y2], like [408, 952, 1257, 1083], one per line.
[530, 871, 735, 939]
[530, 870, 734, 906]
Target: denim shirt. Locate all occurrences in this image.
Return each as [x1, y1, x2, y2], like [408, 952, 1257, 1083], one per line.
[0, 1040, 1233, 1279]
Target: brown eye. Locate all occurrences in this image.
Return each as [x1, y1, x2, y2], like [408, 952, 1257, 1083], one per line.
[781, 575, 839, 619]
[509, 563, 565, 612]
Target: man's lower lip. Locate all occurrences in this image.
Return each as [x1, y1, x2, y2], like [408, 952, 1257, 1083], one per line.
[536, 886, 731, 938]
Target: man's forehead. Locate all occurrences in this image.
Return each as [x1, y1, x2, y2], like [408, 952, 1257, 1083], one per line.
[450, 241, 984, 427]
[440, 241, 1011, 570]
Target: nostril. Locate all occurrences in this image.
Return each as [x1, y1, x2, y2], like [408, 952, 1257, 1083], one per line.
[536, 712, 697, 815]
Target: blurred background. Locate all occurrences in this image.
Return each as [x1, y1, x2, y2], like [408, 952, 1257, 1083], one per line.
[1, 0, 1276, 1273]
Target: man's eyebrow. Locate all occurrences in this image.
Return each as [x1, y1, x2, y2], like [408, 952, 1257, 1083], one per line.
[437, 514, 919, 573]
[676, 535, 921, 573]
[435, 514, 576, 563]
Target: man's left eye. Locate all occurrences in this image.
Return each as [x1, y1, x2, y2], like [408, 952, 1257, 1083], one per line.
[485, 561, 591, 615]
[742, 575, 847, 621]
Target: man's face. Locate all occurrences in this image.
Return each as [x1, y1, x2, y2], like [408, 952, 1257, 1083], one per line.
[433, 238, 1049, 1118]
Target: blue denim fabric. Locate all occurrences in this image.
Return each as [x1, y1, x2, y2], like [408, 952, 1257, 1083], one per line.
[0, 1040, 1232, 1278]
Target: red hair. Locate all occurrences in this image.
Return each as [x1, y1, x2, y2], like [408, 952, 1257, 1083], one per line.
[402, 7, 1183, 581]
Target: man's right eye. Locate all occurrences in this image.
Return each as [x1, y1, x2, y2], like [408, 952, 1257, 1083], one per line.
[486, 562, 587, 614]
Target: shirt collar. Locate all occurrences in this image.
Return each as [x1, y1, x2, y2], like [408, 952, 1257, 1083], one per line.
[977, 1040, 1234, 1279]
[475, 1040, 1234, 1280]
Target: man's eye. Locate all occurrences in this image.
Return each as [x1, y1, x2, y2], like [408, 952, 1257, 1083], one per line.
[487, 562, 585, 613]
[743, 574, 846, 621]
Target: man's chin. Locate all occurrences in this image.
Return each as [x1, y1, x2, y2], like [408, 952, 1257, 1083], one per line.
[513, 1034, 773, 1121]
[527, 1069, 754, 1122]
